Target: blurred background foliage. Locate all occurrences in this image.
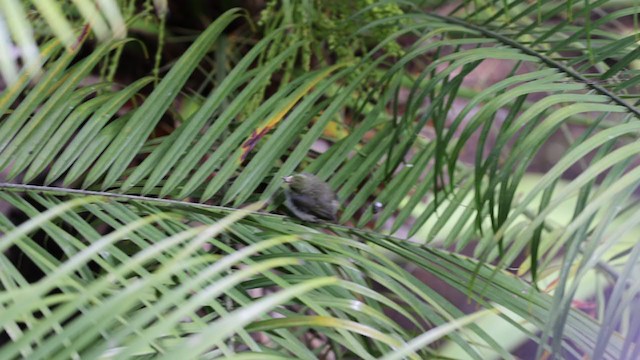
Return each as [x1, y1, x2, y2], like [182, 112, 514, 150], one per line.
[1, 0, 640, 359]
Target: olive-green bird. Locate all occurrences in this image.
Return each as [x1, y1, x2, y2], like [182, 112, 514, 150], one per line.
[283, 173, 339, 222]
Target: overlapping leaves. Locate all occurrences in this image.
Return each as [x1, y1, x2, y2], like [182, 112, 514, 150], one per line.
[0, 191, 624, 359]
[0, 1, 639, 358]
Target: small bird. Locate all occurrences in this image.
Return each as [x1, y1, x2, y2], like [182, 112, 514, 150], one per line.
[283, 173, 339, 222]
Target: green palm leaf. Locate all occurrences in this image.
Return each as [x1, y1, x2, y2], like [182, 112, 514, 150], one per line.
[1, 1, 639, 358]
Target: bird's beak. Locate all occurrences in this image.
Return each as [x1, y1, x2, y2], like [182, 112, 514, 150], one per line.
[283, 176, 293, 183]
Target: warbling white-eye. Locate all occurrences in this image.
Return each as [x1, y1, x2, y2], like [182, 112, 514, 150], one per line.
[283, 173, 339, 222]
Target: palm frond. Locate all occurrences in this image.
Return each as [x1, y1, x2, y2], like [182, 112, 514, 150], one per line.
[0, 0, 125, 85]
[0, 188, 625, 358]
[1, 1, 639, 358]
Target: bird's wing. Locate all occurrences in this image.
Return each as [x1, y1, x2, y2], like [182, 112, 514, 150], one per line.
[289, 192, 336, 221]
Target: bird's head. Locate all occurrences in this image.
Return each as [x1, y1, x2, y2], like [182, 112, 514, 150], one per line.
[283, 173, 313, 193]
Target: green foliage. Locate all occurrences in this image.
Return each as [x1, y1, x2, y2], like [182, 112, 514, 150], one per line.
[1, 1, 639, 359]
[258, 0, 405, 64]
[0, 0, 128, 85]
